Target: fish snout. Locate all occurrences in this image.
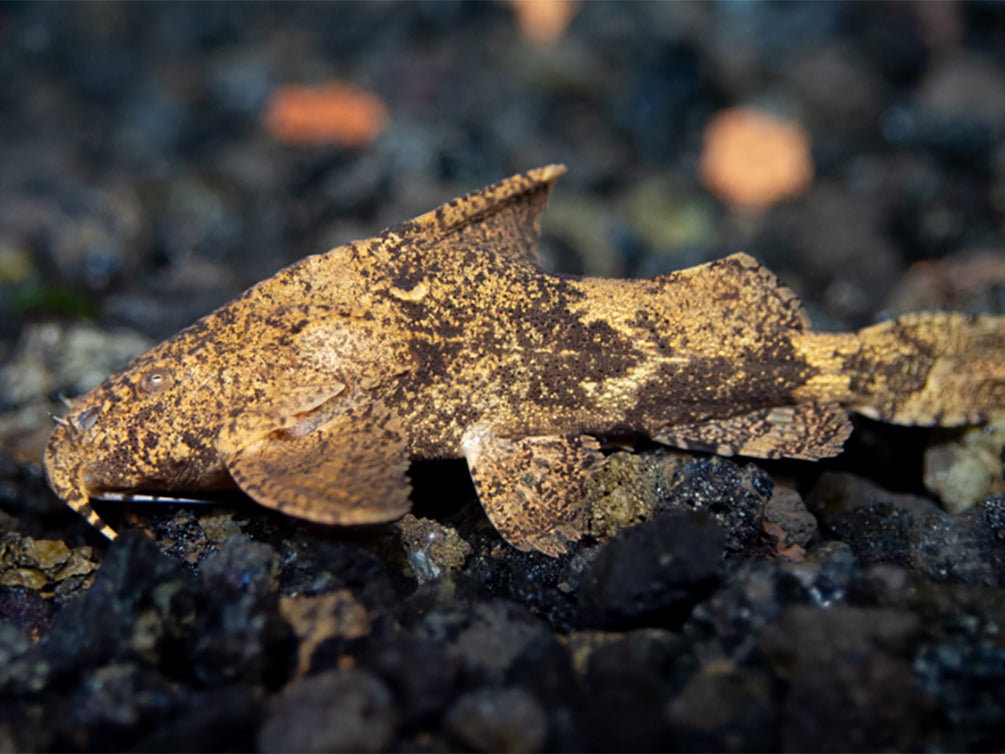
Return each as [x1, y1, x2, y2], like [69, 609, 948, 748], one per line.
[43, 415, 119, 540]
[43, 422, 88, 507]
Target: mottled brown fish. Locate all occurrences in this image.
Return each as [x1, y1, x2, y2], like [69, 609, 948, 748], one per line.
[44, 166, 1005, 555]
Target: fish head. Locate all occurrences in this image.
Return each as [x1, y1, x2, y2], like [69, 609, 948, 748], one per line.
[43, 327, 235, 532]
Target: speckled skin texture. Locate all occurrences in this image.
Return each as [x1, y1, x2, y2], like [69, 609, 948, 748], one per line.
[44, 166, 1005, 554]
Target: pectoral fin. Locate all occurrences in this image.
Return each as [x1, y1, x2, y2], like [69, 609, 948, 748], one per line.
[462, 429, 604, 556]
[654, 401, 852, 461]
[221, 401, 412, 526]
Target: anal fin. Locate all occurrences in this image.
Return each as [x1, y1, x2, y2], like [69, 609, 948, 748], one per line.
[653, 402, 852, 461]
[462, 430, 604, 556]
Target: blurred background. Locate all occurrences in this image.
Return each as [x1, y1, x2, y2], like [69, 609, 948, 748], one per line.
[1, 1, 1004, 413]
[2, 9, 1005, 750]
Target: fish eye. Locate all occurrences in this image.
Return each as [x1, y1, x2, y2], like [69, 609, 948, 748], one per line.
[139, 369, 174, 395]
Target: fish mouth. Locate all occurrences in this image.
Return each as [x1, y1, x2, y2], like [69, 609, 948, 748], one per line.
[43, 423, 119, 540]
[43, 424, 86, 502]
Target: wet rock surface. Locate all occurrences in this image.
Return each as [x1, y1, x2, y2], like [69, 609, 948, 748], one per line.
[2, 4, 1005, 752]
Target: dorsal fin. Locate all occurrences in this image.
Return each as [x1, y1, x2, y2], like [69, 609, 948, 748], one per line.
[390, 165, 566, 266]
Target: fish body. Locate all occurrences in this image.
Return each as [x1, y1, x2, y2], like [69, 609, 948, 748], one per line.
[44, 166, 1005, 554]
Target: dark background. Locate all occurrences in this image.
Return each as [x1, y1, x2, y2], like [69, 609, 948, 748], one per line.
[2, 1, 1003, 350]
[1, 3, 1005, 752]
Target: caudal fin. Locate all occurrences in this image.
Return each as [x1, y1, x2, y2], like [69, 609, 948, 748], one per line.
[844, 312, 1004, 425]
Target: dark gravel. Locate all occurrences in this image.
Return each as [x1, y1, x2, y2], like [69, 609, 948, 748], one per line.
[2, 4, 1005, 752]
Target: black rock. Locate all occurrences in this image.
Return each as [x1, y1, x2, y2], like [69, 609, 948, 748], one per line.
[759, 604, 922, 677]
[944, 493, 1005, 585]
[811, 474, 1005, 585]
[34, 531, 199, 688]
[463, 541, 580, 632]
[0, 619, 44, 694]
[0, 585, 53, 640]
[257, 667, 398, 753]
[685, 541, 861, 671]
[53, 662, 179, 752]
[806, 471, 937, 563]
[914, 639, 1005, 751]
[133, 685, 261, 753]
[580, 510, 726, 629]
[363, 634, 463, 729]
[505, 625, 583, 751]
[828, 501, 916, 567]
[760, 605, 931, 751]
[444, 686, 548, 753]
[579, 630, 686, 751]
[416, 600, 559, 687]
[278, 535, 402, 619]
[669, 667, 778, 752]
[659, 457, 773, 553]
[187, 537, 294, 688]
[910, 507, 997, 585]
[780, 650, 933, 752]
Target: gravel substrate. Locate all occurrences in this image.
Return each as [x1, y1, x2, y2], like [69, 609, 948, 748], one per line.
[2, 4, 1004, 752]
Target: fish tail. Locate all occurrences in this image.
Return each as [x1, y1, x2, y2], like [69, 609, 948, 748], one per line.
[798, 313, 1005, 425]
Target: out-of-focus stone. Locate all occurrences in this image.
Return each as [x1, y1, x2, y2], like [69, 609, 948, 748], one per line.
[279, 589, 370, 679]
[579, 628, 682, 750]
[580, 510, 725, 628]
[924, 419, 1005, 514]
[542, 194, 622, 276]
[258, 667, 397, 753]
[885, 249, 1005, 315]
[445, 601, 557, 685]
[622, 175, 718, 254]
[781, 650, 933, 751]
[0, 322, 152, 405]
[784, 44, 883, 138]
[760, 605, 921, 677]
[914, 636, 1005, 751]
[364, 633, 462, 728]
[668, 666, 777, 751]
[763, 485, 817, 551]
[189, 537, 293, 687]
[917, 51, 1005, 125]
[700, 107, 813, 210]
[445, 686, 548, 753]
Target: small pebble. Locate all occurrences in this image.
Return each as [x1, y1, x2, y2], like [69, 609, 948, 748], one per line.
[445, 687, 548, 753]
[258, 668, 397, 753]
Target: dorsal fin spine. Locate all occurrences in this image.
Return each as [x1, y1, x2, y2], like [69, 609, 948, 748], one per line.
[385, 165, 566, 266]
[403, 164, 565, 235]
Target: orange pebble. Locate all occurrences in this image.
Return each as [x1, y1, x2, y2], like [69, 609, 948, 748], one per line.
[700, 107, 813, 210]
[265, 82, 389, 147]
[509, 0, 579, 46]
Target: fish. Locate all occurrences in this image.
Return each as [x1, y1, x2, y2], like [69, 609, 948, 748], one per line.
[44, 165, 1005, 555]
